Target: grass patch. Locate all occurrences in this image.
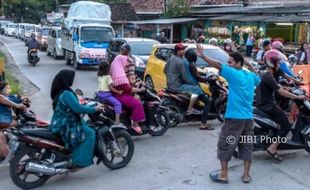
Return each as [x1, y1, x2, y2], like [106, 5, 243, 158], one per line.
[0, 51, 22, 94]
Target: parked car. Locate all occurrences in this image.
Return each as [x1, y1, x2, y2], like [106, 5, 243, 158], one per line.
[143, 44, 229, 90]
[15, 23, 26, 39]
[5, 23, 17, 36]
[0, 20, 12, 34]
[107, 38, 159, 79]
[37, 27, 50, 50]
[47, 27, 63, 59]
[21, 24, 35, 41]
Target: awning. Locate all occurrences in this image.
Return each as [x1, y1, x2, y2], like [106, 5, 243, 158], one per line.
[265, 15, 310, 22]
[129, 18, 198, 25]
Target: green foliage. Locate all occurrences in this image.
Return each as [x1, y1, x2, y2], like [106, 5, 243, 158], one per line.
[3, 0, 127, 23]
[164, 0, 192, 18]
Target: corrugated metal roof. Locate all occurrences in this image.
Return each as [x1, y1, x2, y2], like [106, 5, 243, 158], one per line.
[129, 18, 198, 25]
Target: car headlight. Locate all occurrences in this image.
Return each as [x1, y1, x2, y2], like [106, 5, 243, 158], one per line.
[134, 57, 146, 68]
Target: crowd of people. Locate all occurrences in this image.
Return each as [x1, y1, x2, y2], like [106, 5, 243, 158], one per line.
[0, 30, 308, 185]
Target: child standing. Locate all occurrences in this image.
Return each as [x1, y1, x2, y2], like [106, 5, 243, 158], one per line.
[97, 61, 123, 125]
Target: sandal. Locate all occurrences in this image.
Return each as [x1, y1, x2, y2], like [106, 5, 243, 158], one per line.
[132, 126, 143, 135]
[242, 176, 252, 184]
[209, 173, 229, 184]
[267, 149, 283, 161]
[199, 126, 215, 130]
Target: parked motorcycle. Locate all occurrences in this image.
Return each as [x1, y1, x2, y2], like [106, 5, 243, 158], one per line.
[7, 101, 134, 189]
[160, 71, 227, 127]
[253, 87, 310, 153]
[28, 49, 40, 66]
[87, 88, 170, 137]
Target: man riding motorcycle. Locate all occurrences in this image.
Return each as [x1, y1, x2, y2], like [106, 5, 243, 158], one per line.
[26, 33, 39, 58]
[255, 50, 306, 161]
[164, 44, 213, 130]
[183, 48, 213, 130]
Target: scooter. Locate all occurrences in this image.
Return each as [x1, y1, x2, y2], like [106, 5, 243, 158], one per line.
[6, 100, 134, 189]
[81, 88, 170, 137]
[253, 87, 310, 153]
[28, 49, 40, 66]
[160, 71, 227, 127]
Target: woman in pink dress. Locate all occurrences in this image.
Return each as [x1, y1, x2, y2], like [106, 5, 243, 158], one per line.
[109, 55, 145, 134]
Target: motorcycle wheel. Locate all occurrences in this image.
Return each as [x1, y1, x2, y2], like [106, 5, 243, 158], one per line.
[10, 146, 49, 189]
[304, 135, 310, 153]
[99, 130, 134, 170]
[148, 110, 170, 136]
[161, 99, 182, 128]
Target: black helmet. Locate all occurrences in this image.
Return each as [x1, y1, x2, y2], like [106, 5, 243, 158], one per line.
[185, 48, 197, 62]
[121, 43, 131, 52]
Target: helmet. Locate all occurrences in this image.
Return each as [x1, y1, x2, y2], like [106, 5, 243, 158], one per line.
[272, 41, 283, 50]
[223, 39, 232, 45]
[183, 38, 190, 43]
[121, 43, 131, 52]
[185, 48, 197, 63]
[208, 38, 218, 45]
[264, 50, 281, 68]
[288, 54, 298, 64]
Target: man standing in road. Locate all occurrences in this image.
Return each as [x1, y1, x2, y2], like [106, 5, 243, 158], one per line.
[195, 44, 260, 184]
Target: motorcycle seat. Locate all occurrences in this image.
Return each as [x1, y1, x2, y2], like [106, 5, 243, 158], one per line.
[20, 128, 61, 142]
[253, 107, 274, 121]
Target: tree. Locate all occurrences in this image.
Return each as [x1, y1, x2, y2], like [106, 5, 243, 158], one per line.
[164, 0, 192, 18]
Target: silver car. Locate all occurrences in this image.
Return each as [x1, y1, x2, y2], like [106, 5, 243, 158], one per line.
[47, 27, 63, 59]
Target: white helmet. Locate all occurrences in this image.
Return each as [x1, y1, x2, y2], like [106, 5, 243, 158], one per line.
[208, 38, 218, 45]
[223, 39, 232, 45]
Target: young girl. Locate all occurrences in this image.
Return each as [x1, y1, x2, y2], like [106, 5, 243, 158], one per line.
[97, 61, 123, 125]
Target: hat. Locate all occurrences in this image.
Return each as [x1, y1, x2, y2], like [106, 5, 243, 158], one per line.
[175, 43, 187, 51]
[121, 43, 131, 51]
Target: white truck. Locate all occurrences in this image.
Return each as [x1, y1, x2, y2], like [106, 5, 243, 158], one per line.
[61, 1, 114, 69]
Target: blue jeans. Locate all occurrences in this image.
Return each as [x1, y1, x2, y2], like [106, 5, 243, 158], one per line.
[178, 84, 203, 95]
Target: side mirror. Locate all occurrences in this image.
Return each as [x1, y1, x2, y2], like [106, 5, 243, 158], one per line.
[73, 34, 79, 41]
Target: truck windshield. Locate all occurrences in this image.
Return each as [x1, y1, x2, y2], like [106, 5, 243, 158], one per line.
[25, 25, 34, 31]
[80, 27, 113, 43]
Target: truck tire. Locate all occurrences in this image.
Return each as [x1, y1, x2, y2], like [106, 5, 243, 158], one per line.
[64, 50, 71, 65]
[73, 53, 81, 70]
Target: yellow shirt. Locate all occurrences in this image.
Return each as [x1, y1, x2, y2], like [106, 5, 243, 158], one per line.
[98, 75, 113, 92]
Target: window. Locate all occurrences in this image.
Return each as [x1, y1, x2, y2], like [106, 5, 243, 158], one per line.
[155, 48, 173, 61]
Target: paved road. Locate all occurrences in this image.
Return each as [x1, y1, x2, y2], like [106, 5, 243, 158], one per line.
[0, 35, 309, 190]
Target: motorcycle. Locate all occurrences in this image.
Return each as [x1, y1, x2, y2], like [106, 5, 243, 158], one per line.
[160, 71, 228, 127]
[28, 49, 40, 66]
[7, 101, 134, 189]
[253, 87, 310, 153]
[86, 88, 170, 137]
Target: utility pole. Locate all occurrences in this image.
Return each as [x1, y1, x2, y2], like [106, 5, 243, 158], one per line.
[1, 0, 4, 18]
[56, 0, 59, 12]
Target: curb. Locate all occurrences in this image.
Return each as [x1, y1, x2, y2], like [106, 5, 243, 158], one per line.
[0, 38, 40, 96]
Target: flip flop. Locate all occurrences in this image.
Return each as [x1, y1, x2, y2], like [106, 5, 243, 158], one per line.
[132, 126, 143, 135]
[209, 173, 229, 184]
[199, 126, 215, 130]
[267, 149, 283, 161]
[242, 176, 252, 184]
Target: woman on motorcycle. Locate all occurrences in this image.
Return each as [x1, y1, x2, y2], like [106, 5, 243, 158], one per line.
[0, 81, 25, 159]
[184, 49, 213, 130]
[50, 70, 102, 168]
[110, 44, 146, 134]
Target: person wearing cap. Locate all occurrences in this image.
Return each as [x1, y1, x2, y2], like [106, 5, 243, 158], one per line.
[196, 44, 260, 184]
[164, 43, 203, 115]
[256, 40, 271, 65]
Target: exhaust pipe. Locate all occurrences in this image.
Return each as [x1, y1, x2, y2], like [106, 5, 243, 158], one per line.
[26, 162, 68, 176]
